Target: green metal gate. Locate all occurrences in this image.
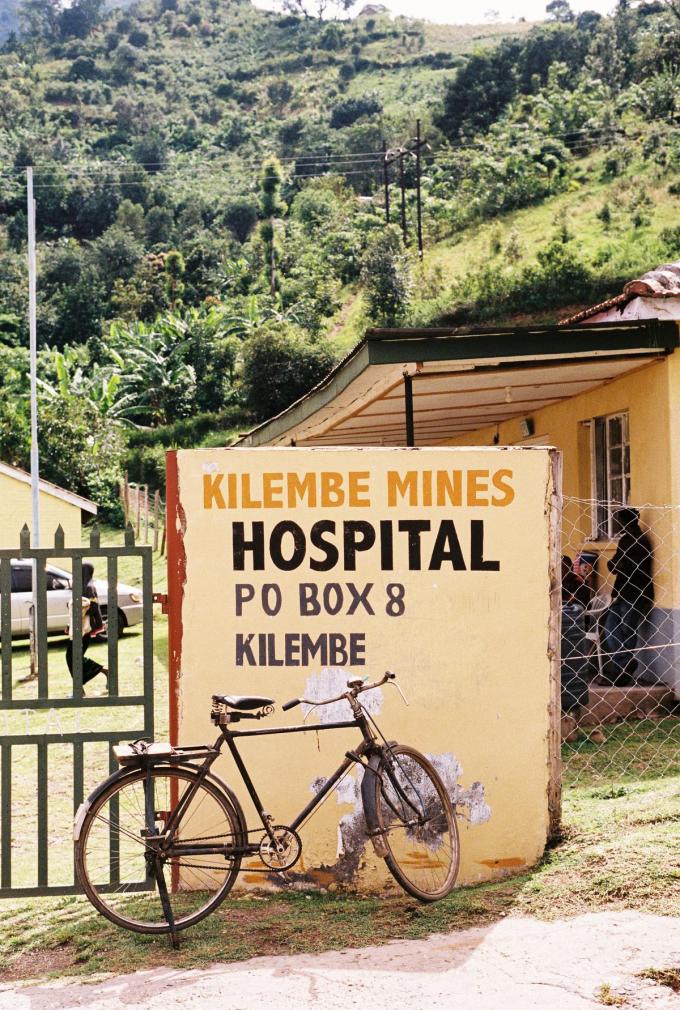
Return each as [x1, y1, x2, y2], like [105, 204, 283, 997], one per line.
[0, 524, 154, 897]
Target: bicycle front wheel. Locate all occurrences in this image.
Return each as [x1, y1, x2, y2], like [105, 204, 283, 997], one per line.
[76, 767, 243, 934]
[365, 744, 459, 902]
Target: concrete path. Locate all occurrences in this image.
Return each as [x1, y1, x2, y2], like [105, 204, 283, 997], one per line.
[1, 911, 679, 1010]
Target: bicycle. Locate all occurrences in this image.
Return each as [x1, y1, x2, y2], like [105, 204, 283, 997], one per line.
[74, 671, 460, 943]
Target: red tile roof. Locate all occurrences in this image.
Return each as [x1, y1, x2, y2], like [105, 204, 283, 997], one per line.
[559, 261, 680, 326]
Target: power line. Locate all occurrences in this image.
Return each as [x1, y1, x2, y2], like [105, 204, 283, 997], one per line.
[0, 124, 637, 183]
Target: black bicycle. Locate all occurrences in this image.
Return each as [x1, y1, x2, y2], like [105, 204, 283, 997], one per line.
[74, 672, 460, 939]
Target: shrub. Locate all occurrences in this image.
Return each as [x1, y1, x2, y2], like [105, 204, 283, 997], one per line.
[597, 202, 612, 229]
[222, 197, 258, 243]
[267, 79, 293, 105]
[68, 55, 97, 80]
[329, 94, 382, 129]
[361, 225, 411, 326]
[38, 399, 126, 522]
[215, 80, 235, 99]
[242, 323, 335, 421]
[127, 28, 149, 47]
[660, 225, 680, 255]
[127, 407, 245, 449]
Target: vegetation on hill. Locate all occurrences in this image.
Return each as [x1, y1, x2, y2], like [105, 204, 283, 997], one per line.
[0, 0, 679, 512]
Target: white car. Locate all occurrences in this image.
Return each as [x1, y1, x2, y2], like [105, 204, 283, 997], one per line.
[7, 560, 143, 638]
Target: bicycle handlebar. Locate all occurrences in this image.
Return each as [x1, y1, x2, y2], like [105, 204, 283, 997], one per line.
[281, 671, 396, 712]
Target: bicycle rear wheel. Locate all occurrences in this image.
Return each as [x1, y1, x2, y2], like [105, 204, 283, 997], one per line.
[364, 744, 459, 902]
[76, 767, 243, 934]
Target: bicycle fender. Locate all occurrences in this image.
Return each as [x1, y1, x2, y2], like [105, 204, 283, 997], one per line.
[360, 751, 389, 859]
[73, 761, 247, 842]
[74, 766, 133, 841]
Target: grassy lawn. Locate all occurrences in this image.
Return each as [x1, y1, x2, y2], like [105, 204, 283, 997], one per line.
[0, 721, 677, 982]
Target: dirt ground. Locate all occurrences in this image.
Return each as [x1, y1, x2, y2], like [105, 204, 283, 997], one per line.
[1, 911, 678, 1010]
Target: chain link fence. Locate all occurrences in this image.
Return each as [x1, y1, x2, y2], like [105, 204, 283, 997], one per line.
[560, 497, 680, 786]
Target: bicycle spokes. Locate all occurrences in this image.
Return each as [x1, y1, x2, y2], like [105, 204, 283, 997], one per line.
[78, 769, 241, 932]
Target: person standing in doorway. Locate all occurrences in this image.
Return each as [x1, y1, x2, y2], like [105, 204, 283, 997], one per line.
[66, 563, 108, 693]
[602, 508, 654, 686]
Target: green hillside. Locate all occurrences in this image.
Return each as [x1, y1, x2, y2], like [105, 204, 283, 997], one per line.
[0, 0, 679, 508]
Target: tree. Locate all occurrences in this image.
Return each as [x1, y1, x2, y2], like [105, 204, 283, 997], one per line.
[242, 322, 335, 420]
[68, 55, 98, 80]
[59, 0, 104, 38]
[434, 39, 523, 140]
[259, 157, 287, 295]
[329, 94, 382, 128]
[92, 225, 143, 289]
[39, 397, 126, 519]
[281, 0, 357, 21]
[145, 206, 175, 247]
[361, 225, 411, 327]
[132, 128, 167, 172]
[164, 249, 186, 307]
[223, 197, 258, 244]
[38, 241, 106, 347]
[108, 317, 197, 425]
[38, 348, 138, 426]
[18, 0, 61, 40]
[115, 199, 146, 239]
[546, 0, 574, 22]
[182, 307, 241, 412]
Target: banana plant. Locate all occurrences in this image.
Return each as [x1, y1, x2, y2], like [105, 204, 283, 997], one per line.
[37, 348, 140, 426]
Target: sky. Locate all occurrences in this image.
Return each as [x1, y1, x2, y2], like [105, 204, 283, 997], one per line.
[252, 0, 618, 24]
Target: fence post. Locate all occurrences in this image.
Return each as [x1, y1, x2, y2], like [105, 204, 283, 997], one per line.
[153, 491, 160, 553]
[548, 451, 563, 838]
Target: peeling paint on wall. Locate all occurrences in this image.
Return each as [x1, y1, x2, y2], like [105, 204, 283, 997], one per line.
[301, 666, 384, 724]
[298, 668, 492, 885]
[426, 754, 492, 826]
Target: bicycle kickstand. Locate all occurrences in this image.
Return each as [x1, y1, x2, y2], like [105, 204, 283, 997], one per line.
[154, 859, 180, 950]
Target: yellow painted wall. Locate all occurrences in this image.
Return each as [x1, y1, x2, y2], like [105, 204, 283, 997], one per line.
[443, 359, 675, 609]
[0, 472, 83, 551]
[174, 447, 557, 892]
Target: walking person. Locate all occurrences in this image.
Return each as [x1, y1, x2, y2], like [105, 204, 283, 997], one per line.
[602, 508, 654, 686]
[66, 563, 108, 693]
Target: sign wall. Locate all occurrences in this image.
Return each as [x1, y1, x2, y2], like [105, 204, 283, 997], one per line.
[168, 446, 559, 890]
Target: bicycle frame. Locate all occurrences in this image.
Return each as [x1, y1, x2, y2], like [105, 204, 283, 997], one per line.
[159, 707, 381, 864]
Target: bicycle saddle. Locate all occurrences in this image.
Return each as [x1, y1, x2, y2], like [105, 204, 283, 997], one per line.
[214, 695, 274, 711]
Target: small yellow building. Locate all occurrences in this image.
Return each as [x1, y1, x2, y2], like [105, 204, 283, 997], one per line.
[236, 263, 680, 700]
[0, 461, 97, 550]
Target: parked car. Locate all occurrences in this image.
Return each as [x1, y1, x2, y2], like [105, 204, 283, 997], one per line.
[7, 560, 143, 638]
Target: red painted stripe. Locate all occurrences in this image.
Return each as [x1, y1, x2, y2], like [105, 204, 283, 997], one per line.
[165, 450, 186, 749]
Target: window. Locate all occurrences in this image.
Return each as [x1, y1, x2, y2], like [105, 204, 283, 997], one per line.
[10, 566, 32, 593]
[592, 411, 630, 539]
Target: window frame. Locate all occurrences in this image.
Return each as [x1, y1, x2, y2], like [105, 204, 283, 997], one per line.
[590, 410, 630, 540]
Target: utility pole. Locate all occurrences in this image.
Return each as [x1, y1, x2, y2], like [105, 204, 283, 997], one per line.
[382, 139, 390, 225]
[415, 119, 423, 260]
[398, 150, 407, 245]
[27, 166, 41, 683]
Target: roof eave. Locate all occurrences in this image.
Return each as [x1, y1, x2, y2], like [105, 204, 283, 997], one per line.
[234, 318, 680, 448]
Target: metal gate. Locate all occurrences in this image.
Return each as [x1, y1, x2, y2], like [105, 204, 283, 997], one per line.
[0, 523, 154, 897]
